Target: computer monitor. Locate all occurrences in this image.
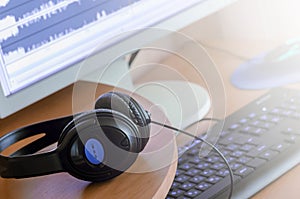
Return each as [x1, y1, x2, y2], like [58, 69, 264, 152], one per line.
[0, 0, 236, 118]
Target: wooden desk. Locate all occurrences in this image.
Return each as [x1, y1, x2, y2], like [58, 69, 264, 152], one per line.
[0, 82, 177, 199]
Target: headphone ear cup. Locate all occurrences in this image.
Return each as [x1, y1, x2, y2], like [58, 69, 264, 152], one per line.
[57, 110, 143, 182]
[95, 92, 150, 150]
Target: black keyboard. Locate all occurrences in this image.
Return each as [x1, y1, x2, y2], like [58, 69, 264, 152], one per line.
[167, 88, 300, 199]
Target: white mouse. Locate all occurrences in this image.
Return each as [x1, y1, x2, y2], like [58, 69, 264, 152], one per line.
[231, 40, 300, 90]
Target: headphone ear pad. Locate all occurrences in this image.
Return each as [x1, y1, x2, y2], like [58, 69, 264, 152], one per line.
[95, 92, 150, 150]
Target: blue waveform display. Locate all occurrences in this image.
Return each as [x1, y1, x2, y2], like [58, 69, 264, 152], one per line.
[0, 0, 141, 57]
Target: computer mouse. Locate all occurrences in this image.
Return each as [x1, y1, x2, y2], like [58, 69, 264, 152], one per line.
[231, 40, 300, 90]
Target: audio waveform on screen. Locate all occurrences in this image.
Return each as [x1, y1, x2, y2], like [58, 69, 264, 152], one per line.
[0, 0, 80, 43]
[0, 0, 141, 64]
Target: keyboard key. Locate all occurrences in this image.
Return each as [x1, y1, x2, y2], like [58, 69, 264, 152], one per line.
[202, 169, 216, 177]
[225, 156, 237, 163]
[285, 135, 298, 143]
[168, 189, 184, 197]
[248, 113, 257, 118]
[259, 150, 279, 160]
[206, 176, 222, 184]
[245, 137, 261, 145]
[237, 156, 252, 164]
[175, 175, 190, 183]
[226, 144, 240, 151]
[240, 144, 255, 152]
[239, 118, 249, 124]
[216, 169, 230, 177]
[228, 123, 240, 130]
[175, 169, 184, 177]
[259, 114, 282, 123]
[235, 166, 254, 177]
[187, 148, 200, 156]
[251, 120, 274, 129]
[271, 143, 290, 152]
[186, 168, 201, 176]
[195, 182, 212, 191]
[178, 163, 193, 171]
[178, 156, 188, 165]
[196, 162, 211, 170]
[247, 145, 267, 157]
[221, 150, 231, 157]
[219, 136, 235, 145]
[246, 158, 266, 168]
[179, 182, 196, 191]
[241, 126, 266, 136]
[189, 157, 201, 165]
[170, 181, 180, 189]
[230, 163, 242, 171]
[234, 135, 259, 145]
[212, 162, 226, 170]
[184, 189, 202, 198]
[281, 128, 294, 135]
[270, 108, 281, 114]
[189, 176, 206, 184]
[232, 150, 245, 158]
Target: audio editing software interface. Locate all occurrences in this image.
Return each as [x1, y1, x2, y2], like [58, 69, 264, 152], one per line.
[0, 0, 143, 96]
[0, 0, 201, 96]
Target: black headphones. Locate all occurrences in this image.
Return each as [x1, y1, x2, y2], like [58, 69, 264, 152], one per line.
[0, 92, 151, 182]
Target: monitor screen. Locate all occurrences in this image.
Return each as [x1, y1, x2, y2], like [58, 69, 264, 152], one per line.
[0, 0, 236, 118]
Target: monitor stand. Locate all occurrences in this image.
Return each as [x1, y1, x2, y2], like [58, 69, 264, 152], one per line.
[81, 57, 211, 130]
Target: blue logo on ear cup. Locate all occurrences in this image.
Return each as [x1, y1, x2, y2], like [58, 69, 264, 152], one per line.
[84, 138, 104, 165]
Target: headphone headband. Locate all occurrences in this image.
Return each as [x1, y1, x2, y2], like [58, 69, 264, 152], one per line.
[0, 116, 72, 178]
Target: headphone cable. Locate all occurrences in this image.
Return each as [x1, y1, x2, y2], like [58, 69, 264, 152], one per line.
[151, 120, 234, 199]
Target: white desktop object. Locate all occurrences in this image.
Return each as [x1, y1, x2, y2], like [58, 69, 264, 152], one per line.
[135, 81, 210, 129]
[0, 0, 236, 118]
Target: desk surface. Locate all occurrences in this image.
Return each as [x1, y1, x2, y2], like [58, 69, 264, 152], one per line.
[0, 82, 177, 199]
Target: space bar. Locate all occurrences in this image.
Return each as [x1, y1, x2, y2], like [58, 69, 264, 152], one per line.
[196, 175, 241, 199]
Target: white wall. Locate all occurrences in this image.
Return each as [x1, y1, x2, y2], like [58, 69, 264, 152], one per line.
[132, 0, 300, 83]
[184, 0, 300, 43]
